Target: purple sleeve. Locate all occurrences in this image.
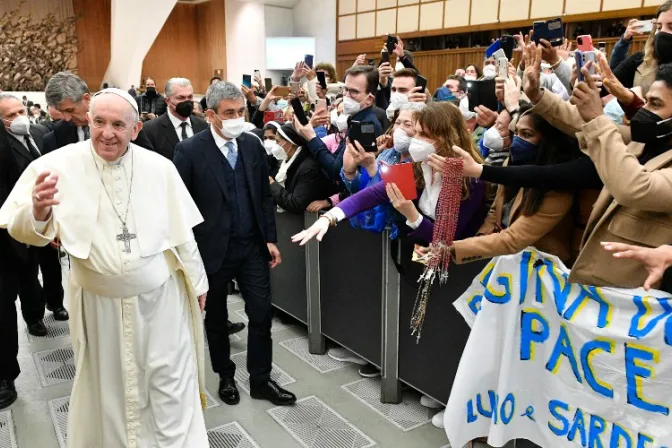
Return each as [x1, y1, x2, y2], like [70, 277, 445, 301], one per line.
[338, 182, 389, 218]
[407, 179, 486, 242]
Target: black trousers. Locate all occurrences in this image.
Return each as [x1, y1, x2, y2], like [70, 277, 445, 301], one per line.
[205, 239, 273, 389]
[37, 245, 64, 310]
[0, 252, 43, 381]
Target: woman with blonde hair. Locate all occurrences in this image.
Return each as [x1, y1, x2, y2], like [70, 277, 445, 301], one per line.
[292, 102, 488, 245]
[614, 0, 672, 92]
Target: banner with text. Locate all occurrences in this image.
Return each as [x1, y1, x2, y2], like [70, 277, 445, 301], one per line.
[446, 248, 672, 448]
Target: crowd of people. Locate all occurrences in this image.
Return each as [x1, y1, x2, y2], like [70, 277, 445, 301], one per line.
[1, 2, 672, 446]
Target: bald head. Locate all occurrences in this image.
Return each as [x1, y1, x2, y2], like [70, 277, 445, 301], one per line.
[0, 94, 27, 131]
[87, 92, 142, 162]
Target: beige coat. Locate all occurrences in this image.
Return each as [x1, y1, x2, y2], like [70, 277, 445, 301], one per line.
[532, 90, 672, 288]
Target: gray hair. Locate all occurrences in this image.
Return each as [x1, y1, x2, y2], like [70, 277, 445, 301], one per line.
[89, 93, 139, 124]
[0, 93, 21, 117]
[45, 71, 89, 108]
[165, 77, 192, 98]
[205, 81, 245, 112]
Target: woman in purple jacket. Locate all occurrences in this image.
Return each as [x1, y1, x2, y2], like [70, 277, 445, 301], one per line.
[292, 102, 488, 245]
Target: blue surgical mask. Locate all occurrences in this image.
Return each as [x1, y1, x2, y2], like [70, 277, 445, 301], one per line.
[509, 136, 538, 165]
[276, 99, 289, 109]
[603, 98, 625, 125]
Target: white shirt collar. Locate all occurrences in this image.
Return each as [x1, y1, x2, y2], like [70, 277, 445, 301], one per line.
[210, 124, 237, 152]
[418, 164, 441, 220]
[167, 109, 190, 130]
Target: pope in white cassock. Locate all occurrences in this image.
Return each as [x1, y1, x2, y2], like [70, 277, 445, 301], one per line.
[0, 88, 209, 447]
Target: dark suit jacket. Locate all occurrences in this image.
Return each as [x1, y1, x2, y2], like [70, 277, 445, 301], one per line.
[173, 129, 277, 274]
[143, 113, 208, 160]
[269, 149, 330, 214]
[42, 120, 155, 154]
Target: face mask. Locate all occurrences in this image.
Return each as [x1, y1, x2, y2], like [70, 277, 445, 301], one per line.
[395, 62, 405, 72]
[387, 92, 409, 119]
[263, 139, 275, 155]
[6, 115, 30, 135]
[654, 32, 672, 63]
[277, 99, 289, 109]
[483, 126, 505, 151]
[630, 107, 672, 145]
[482, 65, 497, 79]
[464, 75, 477, 81]
[343, 96, 362, 115]
[603, 98, 625, 125]
[408, 138, 436, 162]
[330, 108, 340, 127]
[214, 116, 245, 139]
[145, 87, 157, 97]
[336, 113, 349, 132]
[271, 142, 288, 161]
[509, 136, 539, 165]
[174, 100, 194, 118]
[393, 127, 412, 153]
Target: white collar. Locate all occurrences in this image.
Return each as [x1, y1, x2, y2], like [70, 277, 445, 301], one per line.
[167, 110, 190, 129]
[275, 147, 302, 186]
[210, 124, 236, 151]
[418, 164, 441, 219]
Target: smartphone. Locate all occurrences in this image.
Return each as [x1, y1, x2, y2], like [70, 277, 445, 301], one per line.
[485, 40, 502, 59]
[497, 57, 508, 79]
[264, 110, 284, 125]
[492, 49, 506, 61]
[386, 34, 398, 54]
[635, 19, 654, 33]
[416, 75, 428, 94]
[500, 35, 515, 60]
[290, 81, 301, 95]
[381, 51, 390, 64]
[254, 69, 261, 79]
[316, 71, 327, 90]
[264, 77, 273, 93]
[291, 97, 309, 126]
[575, 51, 585, 82]
[380, 163, 417, 201]
[577, 35, 593, 52]
[274, 86, 291, 97]
[598, 41, 606, 50]
[468, 79, 498, 112]
[583, 50, 597, 76]
[304, 54, 314, 69]
[533, 18, 564, 47]
[281, 75, 288, 86]
[242, 74, 252, 89]
[348, 121, 377, 151]
[315, 98, 327, 115]
[368, 58, 376, 66]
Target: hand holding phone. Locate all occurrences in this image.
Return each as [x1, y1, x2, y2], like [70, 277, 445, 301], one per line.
[386, 34, 398, 54]
[348, 121, 377, 151]
[316, 71, 327, 90]
[415, 75, 428, 94]
[291, 97, 309, 126]
[242, 74, 252, 89]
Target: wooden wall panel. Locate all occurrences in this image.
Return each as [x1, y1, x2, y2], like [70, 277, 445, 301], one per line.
[72, 0, 111, 90]
[195, 0, 226, 94]
[0, 0, 73, 22]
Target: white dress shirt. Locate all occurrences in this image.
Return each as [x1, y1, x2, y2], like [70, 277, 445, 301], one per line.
[168, 110, 193, 142]
[210, 125, 237, 159]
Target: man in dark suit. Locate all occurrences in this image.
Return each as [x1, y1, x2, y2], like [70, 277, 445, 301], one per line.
[174, 81, 295, 407]
[42, 71, 154, 154]
[143, 77, 208, 160]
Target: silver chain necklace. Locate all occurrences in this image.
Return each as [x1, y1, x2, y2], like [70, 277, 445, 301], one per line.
[91, 146, 137, 253]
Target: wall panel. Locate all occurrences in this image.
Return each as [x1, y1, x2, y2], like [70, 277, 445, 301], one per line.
[564, 0, 602, 15]
[470, 0, 499, 25]
[530, 0, 563, 18]
[444, 0, 470, 28]
[195, 0, 227, 93]
[377, 8, 398, 35]
[420, 1, 444, 30]
[357, 11, 376, 38]
[602, 0, 641, 10]
[499, 0, 530, 22]
[339, 0, 357, 15]
[378, 0, 398, 7]
[397, 5, 420, 33]
[339, 14, 357, 40]
[0, 0, 73, 21]
[72, 0, 111, 90]
[359, 0, 377, 12]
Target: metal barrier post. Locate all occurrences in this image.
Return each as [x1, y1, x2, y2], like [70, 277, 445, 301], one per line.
[380, 231, 402, 403]
[305, 212, 326, 355]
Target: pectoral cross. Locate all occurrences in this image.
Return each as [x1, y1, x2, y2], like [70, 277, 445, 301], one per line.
[116, 225, 136, 254]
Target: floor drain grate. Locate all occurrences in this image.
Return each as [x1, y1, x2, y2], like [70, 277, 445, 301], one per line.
[48, 396, 69, 448]
[0, 410, 17, 448]
[230, 351, 296, 394]
[279, 336, 351, 373]
[234, 310, 292, 333]
[267, 395, 376, 448]
[342, 378, 434, 431]
[207, 421, 261, 448]
[26, 313, 70, 342]
[34, 346, 76, 386]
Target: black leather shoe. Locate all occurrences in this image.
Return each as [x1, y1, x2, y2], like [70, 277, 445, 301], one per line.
[227, 320, 245, 335]
[48, 306, 69, 321]
[27, 320, 47, 337]
[250, 380, 296, 406]
[218, 377, 240, 405]
[0, 380, 17, 410]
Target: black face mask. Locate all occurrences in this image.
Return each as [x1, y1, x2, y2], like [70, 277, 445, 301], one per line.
[145, 87, 157, 97]
[655, 32, 672, 63]
[630, 107, 672, 148]
[174, 100, 194, 118]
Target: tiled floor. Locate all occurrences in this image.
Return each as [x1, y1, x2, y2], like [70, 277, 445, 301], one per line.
[6, 267, 451, 448]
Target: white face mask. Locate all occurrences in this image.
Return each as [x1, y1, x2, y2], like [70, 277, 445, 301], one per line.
[215, 116, 245, 139]
[263, 139, 275, 155]
[482, 65, 497, 79]
[343, 96, 362, 115]
[393, 127, 412, 153]
[387, 92, 409, 119]
[330, 108, 339, 127]
[408, 138, 436, 162]
[271, 142, 288, 161]
[6, 114, 31, 135]
[483, 126, 505, 151]
[336, 113, 349, 132]
[464, 75, 477, 81]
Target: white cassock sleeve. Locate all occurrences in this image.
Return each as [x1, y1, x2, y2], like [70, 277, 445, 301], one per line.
[6, 203, 58, 247]
[176, 239, 209, 297]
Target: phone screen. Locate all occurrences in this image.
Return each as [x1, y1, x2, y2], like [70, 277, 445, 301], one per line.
[416, 75, 428, 94]
[575, 51, 585, 82]
[304, 54, 314, 69]
[242, 74, 252, 89]
[316, 71, 327, 90]
[264, 78, 273, 92]
[381, 52, 390, 64]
